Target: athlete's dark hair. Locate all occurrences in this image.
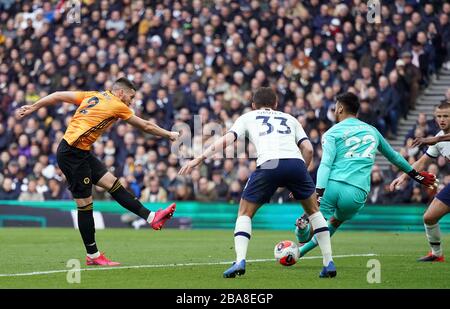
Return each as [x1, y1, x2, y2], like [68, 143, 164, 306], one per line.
[252, 87, 277, 108]
[437, 100, 450, 109]
[112, 77, 137, 91]
[336, 92, 360, 115]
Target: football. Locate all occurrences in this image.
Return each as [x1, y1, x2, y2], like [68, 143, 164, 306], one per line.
[274, 240, 300, 266]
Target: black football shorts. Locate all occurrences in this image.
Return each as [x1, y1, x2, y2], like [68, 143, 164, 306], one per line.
[56, 139, 108, 198]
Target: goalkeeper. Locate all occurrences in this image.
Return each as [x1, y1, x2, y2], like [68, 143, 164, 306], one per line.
[294, 93, 438, 258]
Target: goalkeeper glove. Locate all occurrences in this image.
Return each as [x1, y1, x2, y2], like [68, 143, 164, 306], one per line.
[407, 169, 437, 188]
[316, 188, 325, 206]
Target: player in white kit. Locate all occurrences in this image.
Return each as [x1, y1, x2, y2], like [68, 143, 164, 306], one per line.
[390, 101, 450, 262]
[179, 87, 336, 278]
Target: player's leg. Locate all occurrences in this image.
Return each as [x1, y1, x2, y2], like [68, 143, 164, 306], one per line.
[286, 159, 334, 276]
[298, 216, 343, 257]
[223, 199, 263, 278]
[418, 194, 450, 262]
[56, 141, 118, 265]
[299, 182, 366, 258]
[299, 194, 336, 278]
[73, 196, 97, 257]
[295, 213, 313, 243]
[235, 199, 262, 261]
[295, 186, 336, 244]
[329, 182, 365, 237]
[328, 217, 342, 234]
[73, 195, 120, 266]
[224, 166, 273, 278]
[91, 155, 175, 230]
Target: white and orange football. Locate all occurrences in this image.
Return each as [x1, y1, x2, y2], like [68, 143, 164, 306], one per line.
[274, 240, 300, 266]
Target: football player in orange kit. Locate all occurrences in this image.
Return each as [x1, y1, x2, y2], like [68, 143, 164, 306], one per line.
[16, 77, 179, 266]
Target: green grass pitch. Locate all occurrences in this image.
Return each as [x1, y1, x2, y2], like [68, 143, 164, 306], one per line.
[0, 228, 449, 288]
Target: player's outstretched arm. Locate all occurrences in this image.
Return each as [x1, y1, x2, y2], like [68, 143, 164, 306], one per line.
[389, 154, 434, 191]
[15, 91, 83, 119]
[412, 134, 450, 147]
[376, 129, 437, 189]
[126, 115, 179, 141]
[179, 132, 236, 175]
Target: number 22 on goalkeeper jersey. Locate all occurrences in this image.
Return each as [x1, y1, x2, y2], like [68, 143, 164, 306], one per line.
[228, 108, 308, 166]
[317, 117, 412, 194]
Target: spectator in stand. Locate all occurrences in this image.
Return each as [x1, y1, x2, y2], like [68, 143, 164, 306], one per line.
[43, 178, 71, 200]
[410, 187, 428, 204]
[378, 76, 400, 138]
[174, 183, 194, 201]
[18, 179, 44, 201]
[0, 177, 20, 200]
[368, 168, 386, 205]
[358, 98, 377, 127]
[211, 169, 229, 202]
[140, 175, 168, 203]
[228, 181, 241, 204]
[389, 65, 409, 120]
[405, 113, 439, 143]
[401, 51, 422, 111]
[196, 177, 217, 202]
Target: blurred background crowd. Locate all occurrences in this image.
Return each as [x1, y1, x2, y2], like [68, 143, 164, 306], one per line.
[1, 0, 450, 205]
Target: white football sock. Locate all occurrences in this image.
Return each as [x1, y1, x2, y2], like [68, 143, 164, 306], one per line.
[87, 251, 100, 259]
[425, 223, 442, 257]
[234, 215, 252, 263]
[146, 211, 155, 224]
[309, 211, 333, 266]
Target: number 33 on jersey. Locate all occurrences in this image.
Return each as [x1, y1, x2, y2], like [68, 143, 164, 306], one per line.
[229, 109, 308, 167]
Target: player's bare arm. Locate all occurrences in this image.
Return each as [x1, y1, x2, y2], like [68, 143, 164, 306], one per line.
[179, 132, 236, 175]
[389, 154, 433, 191]
[126, 115, 179, 141]
[412, 134, 450, 147]
[299, 139, 314, 168]
[15, 91, 82, 119]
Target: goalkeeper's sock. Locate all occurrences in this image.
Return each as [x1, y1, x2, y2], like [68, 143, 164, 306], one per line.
[234, 215, 252, 262]
[77, 205, 98, 255]
[425, 223, 442, 257]
[300, 222, 337, 257]
[295, 224, 311, 243]
[299, 237, 318, 257]
[108, 179, 151, 220]
[308, 212, 333, 266]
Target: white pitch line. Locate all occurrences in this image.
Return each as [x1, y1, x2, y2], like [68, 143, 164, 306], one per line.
[0, 253, 377, 278]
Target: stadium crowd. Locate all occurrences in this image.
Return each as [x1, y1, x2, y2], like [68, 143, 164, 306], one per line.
[0, 0, 450, 205]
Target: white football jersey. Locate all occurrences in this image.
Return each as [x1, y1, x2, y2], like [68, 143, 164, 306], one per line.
[426, 131, 450, 160]
[229, 109, 308, 166]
